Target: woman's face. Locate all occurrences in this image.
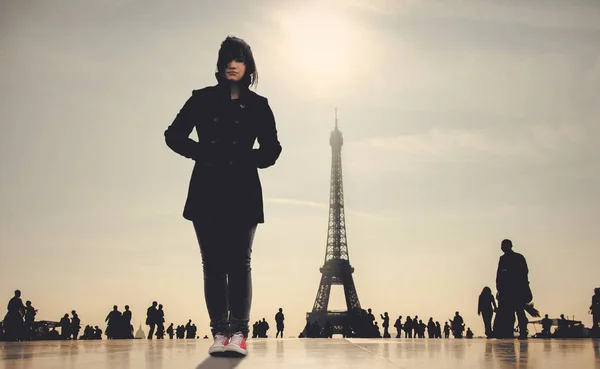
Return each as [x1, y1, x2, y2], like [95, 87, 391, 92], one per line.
[224, 58, 246, 82]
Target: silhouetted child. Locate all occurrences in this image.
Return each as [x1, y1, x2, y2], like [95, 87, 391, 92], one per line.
[443, 322, 450, 338]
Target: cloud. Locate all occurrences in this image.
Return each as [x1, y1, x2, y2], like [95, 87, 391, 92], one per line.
[265, 197, 399, 221]
[344, 123, 595, 170]
[266, 197, 328, 209]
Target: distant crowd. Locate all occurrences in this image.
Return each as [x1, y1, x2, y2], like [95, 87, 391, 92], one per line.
[1, 240, 598, 341]
[301, 309, 474, 339]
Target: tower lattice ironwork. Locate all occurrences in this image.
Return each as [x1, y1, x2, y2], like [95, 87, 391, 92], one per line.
[306, 109, 362, 336]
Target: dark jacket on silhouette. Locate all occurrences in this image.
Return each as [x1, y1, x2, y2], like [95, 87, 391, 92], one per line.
[496, 250, 531, 303]
[164, 82, 282, 224]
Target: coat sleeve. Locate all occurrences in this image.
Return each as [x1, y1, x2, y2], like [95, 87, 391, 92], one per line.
[495, 258, 502, 291]
[251, 97, 282, 169]
[164, 90, 201, 160]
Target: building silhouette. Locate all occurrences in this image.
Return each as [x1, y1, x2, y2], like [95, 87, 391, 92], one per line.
[305, 109, 363, 335]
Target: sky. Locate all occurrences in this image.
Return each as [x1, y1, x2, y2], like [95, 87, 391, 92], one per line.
[1, 0, 599, 339]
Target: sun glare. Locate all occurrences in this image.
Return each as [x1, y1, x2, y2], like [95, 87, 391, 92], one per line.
[275, 3, 356, 97]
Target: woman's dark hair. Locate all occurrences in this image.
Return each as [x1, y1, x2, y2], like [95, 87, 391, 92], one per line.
[481, 286, 492, 296]
[215, 35, 258, 88]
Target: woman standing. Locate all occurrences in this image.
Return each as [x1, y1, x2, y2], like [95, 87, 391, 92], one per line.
[478, 286, 497, 338]
[164, 36, 282, 357]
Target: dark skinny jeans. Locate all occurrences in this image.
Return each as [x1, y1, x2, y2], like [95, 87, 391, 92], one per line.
[193, 220, 257, 337]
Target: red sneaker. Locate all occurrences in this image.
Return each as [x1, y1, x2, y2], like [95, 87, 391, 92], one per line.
[224, 331, 247, 357]
[208, 333, 229, 356]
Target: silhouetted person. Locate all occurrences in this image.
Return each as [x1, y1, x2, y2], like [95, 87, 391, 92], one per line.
[478, 286, 497, 338]
[156, 304, 165, 339]
[261, 318, 270, 338]
[95, 326, 102, 339]
[367, 309, 375, 326]
[185, 320, 193, 339]
[393, 316, 403, 338]
[496, 239, 531, 339]
[412, 315, 419, 338]
[427, 318, 436, 338]
[71, 310, 81, 340]
[466, 327, 474, 339]
[558, 314, 568, 332]
[418, 319, 426, 338]
[23, 300, 37, 340]
[380, 312, 390, 338]
[443, 322, 450, 338]
[4, 290, 25, 341]
[450, 312, 464, 338]
[59, 314, 71, 339]
[167, 323, 174, 339]
[105, 305, 121, 339]
[404, 316, 413, 338]
[176, 325, 185, 339]
[122, 305, 132, 338]
[591, 288, 600, 336]
[435, 321, 442, 338]
[164, 35, 281, 358]
[275, 308, 285, 338]
[541, 314, 553, 337]
[146, 301, 158, 339]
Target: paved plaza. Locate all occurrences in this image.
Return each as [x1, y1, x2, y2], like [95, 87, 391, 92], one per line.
[1, 338, 598, 369]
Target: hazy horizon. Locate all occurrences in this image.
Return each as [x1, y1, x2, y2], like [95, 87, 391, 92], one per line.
[1, 0, 599, 338]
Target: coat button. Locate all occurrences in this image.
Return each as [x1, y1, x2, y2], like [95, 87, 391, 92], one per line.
[240, 104, 246, 109]
[213, 117, 219, 122]
[232, 140, 238, 145]
[229, 161, 234, 165]
[210, 140, 217, 144]
[235, 120, 239, 124]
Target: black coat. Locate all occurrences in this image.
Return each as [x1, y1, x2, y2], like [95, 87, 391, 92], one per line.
[164, 82, 282, 224]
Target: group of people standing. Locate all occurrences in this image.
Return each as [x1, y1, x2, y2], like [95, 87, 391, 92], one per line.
[1, 290, 83, 341]
[2, 290, 37, 340]
[58, 311, 81, 340]
[379, 310, 470, 339]
[169, 320, 198, 339]
[145, 301, 166, 339]
[104, 305, 134, 339]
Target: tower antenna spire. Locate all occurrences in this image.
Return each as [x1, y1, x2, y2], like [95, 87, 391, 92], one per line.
[335, 108, 338, 129]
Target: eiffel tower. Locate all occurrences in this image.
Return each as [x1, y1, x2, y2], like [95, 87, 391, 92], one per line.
[305, 109, 362, 336]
